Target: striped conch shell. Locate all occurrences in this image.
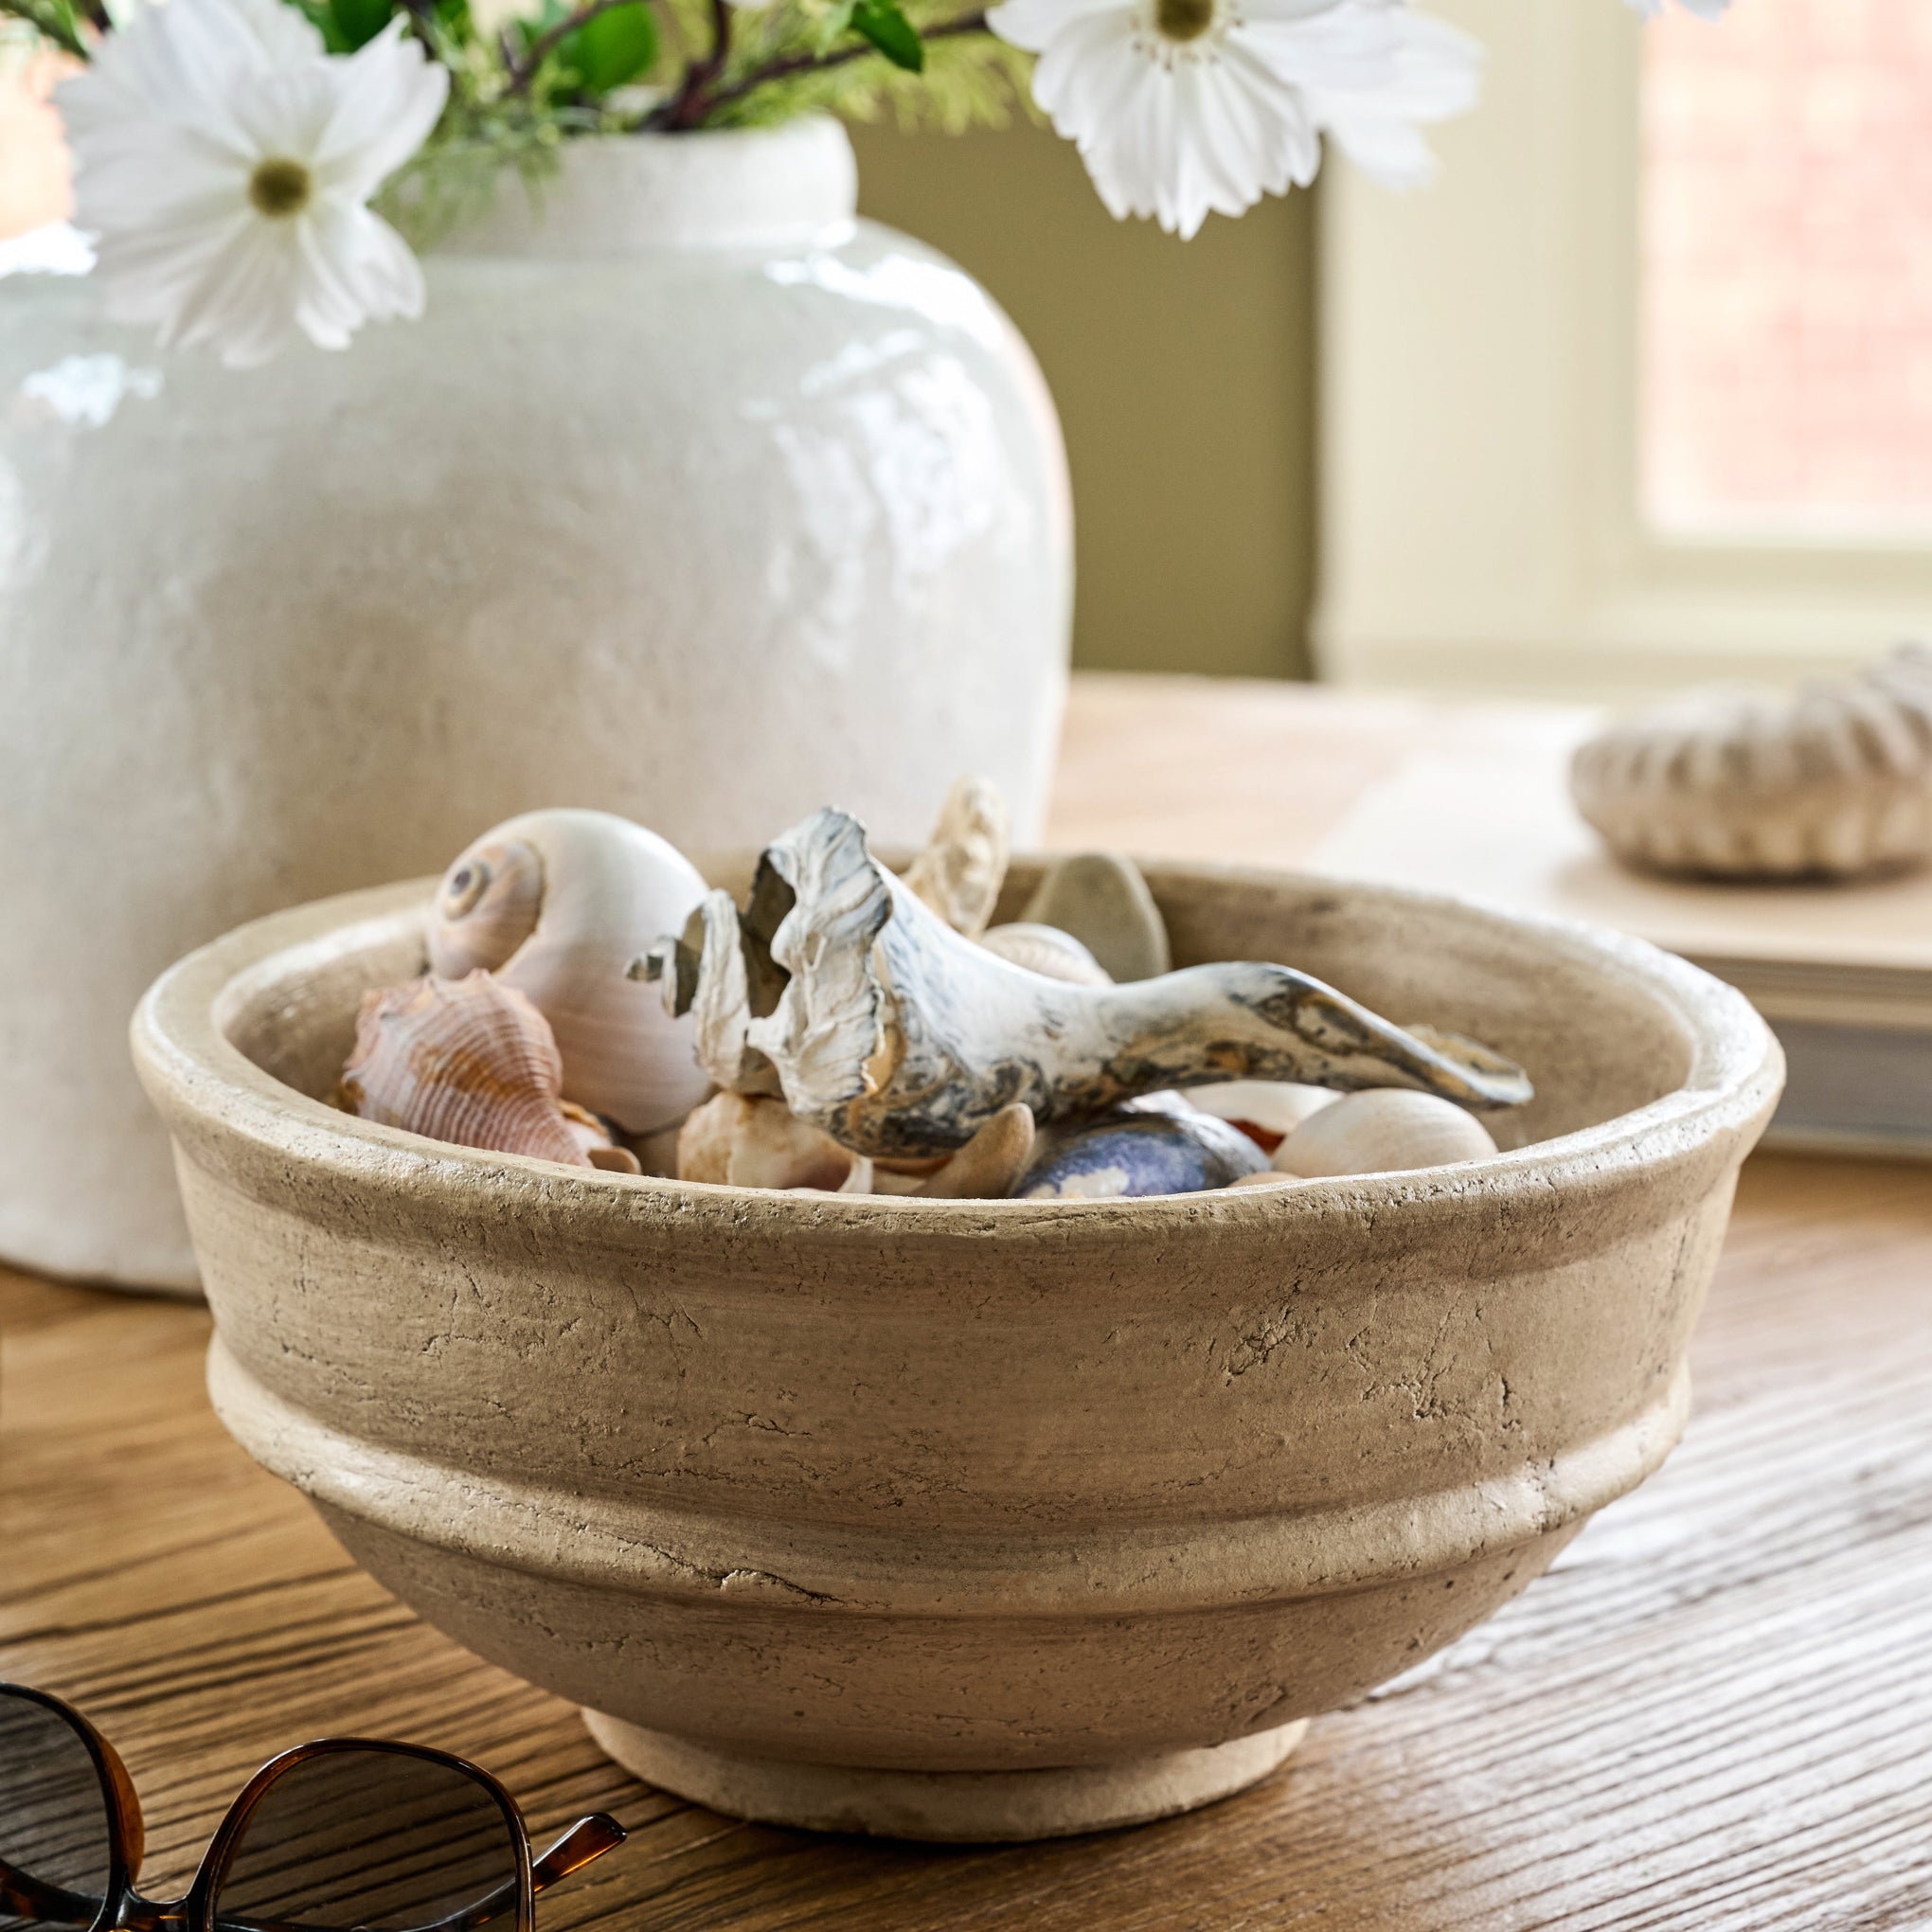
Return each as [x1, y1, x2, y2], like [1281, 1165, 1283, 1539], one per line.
[1571, 643, 1932, 880]
[341, 974, 639, 1172]
[429, 809, 711, 1133]
[640, 808, 1533, 1163]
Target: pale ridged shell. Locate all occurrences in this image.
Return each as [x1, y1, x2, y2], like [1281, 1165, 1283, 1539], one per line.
[978, 922, 1112, 986]
[429, 809, 711, 1133]
[1273, 1090, 1498, 1179]
[903, 776, 1011, 939]
[1571, 643, 1932, 880]
[341, 974, 598, 1168]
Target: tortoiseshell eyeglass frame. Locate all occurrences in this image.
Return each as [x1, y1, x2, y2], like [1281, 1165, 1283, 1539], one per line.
[0, 1683, 624, 1932]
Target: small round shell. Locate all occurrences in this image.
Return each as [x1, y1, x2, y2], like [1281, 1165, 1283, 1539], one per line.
[678, 1092, 869, 1192]
[430, 809, 712, 1134]
[978, 923, 1113, 987]
[341, 974, 598, 1169]
[1273, 1090, 1499, 1179]
[1570, 643, 1932, 879]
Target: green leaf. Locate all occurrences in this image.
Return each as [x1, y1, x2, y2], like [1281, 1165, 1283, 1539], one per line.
[850, 0, 921, 72]
[559, 1, 658, 91]
[330, 0, 400, 47]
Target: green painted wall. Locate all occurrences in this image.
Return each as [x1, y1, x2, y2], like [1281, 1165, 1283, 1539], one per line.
[850, 120, 1319, 681]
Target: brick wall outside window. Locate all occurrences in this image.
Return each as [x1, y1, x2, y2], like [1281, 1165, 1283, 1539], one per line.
[1642, 0, 1932, 536]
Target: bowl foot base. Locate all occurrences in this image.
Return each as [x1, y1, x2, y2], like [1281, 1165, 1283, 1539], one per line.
[581, 1709, 1309, 1843]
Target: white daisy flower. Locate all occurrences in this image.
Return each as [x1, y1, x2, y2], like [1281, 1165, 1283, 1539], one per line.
[58, 0, 449, 368]
[987, 0, 1479, 240]
[1304, 6, 1482, 191]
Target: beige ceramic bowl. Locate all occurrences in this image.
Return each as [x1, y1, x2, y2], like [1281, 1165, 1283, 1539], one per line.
[134, 863, 1781, 1843]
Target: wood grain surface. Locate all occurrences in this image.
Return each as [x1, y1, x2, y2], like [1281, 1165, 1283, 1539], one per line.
[6, 675, 1932, 1928]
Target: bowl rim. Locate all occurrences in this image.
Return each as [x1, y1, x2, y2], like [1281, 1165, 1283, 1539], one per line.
[133, 861, 1784, 1236]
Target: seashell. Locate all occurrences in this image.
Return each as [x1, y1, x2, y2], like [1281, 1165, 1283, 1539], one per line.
[340, 973, 603, 1169]
[914, 1103, 1036, 1199]
[978, 922, 1113, 987]
[1020, 1108, 1267, 1201]
[430, 809, 711, 1133]
[1019, 851, 1172, 983]
[1273, 1090, 1499, 1179]
[1226, 1171, 1308, 1191]
[1570, 643, 1932, 880]
[560, 1101, 643, 1174]
[642, 809, 1534, 1163]
[903, 775, 1011, 939]
[677, 1092, 869, 1193]
[1182, 1081, 1340, 1154]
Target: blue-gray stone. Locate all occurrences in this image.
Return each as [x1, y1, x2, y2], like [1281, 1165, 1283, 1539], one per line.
[1018, 1107, 1267, 1201]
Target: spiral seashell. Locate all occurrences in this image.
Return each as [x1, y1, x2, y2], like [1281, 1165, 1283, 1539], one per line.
[340, 974, 617, 1170]
[978, 922, 1112, 987]
[903, 775, 1011, 939]
[429, 809, 712, 1134]
[1570, 643, 1932, 880]
[642, 808, 1534, 1163]
[1272, 1090, 1498, 1180]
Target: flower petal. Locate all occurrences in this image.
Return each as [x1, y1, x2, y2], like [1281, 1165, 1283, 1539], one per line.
[62, 0, 442, 367]
[311, 19, 450, 201]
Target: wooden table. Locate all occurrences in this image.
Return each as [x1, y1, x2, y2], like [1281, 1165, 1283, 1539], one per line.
[7, 675, 1932, 1929]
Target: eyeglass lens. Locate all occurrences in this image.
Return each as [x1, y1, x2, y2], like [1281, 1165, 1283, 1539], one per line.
[214, 1749, 520, 1932]
[0, 1691, 114, 1932]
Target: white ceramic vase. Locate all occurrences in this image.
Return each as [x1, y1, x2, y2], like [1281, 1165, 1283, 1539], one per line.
[0, 118, 1072, 1293]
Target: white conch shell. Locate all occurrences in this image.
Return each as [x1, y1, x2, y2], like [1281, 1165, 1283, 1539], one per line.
[677, 1093, 869, 1192]
[643, 808, 1534, 1162]
[340, 974, 612, 1170]
[1273, 1090, 1499, 1179]
[1571, 643, 1932, 879]
[979, 923, 1112, 987]
[903, 775, 1011, 939]
[429, 809, 711, 1134]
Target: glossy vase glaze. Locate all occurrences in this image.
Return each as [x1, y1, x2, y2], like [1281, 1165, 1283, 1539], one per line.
[0, 119, 1072, 1292]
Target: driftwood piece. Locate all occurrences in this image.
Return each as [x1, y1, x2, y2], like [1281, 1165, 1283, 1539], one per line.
[641, 809, 1533, 1162]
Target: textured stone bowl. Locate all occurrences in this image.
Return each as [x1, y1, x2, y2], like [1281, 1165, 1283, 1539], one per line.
[134, 863, 1782, 1842]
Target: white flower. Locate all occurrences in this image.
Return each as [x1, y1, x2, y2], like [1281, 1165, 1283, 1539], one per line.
[1302, 6, 1481, 190]
[988, 0, 1480, 240]
[59, 0, 449, 368]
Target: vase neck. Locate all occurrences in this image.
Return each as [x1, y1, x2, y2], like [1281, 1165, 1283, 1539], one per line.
[437, 120, 858, 259]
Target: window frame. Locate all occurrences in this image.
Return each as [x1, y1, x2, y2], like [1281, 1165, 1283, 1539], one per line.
[1313, 0, 1932, 697]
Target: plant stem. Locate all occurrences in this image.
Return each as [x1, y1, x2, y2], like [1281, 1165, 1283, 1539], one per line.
[657, 6, 990, 128]
[504, 0, 641, 95]
[656, 0, 732, 132]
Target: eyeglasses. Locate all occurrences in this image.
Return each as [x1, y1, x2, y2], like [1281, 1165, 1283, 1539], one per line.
[0, 1683, 624, 1932]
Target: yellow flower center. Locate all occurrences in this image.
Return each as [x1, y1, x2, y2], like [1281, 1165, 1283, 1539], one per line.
[1155, 0, 1216, 41]
[248, 157, 313, 220]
